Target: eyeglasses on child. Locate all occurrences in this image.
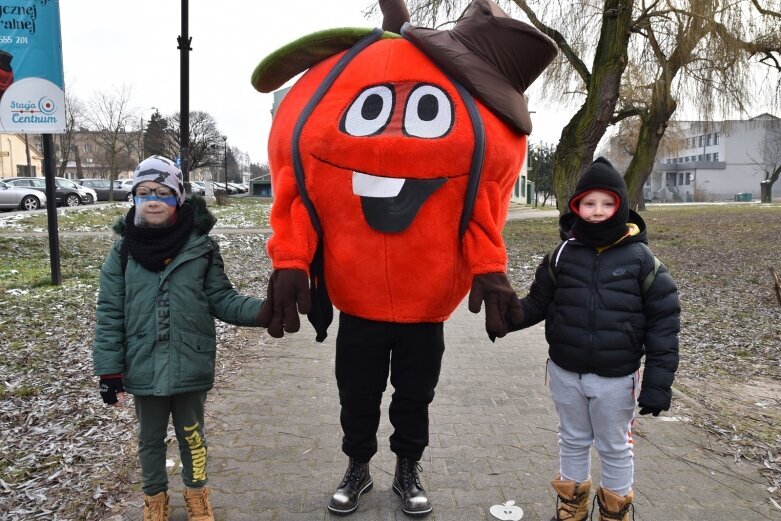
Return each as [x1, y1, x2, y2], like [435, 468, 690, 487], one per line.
[135, 186, 175, 197]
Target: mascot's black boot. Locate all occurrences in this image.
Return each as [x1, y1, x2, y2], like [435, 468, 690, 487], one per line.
[328, 458, 373, 515]
[392, 457, 433, 517]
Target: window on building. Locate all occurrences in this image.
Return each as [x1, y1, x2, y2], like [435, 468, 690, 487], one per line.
[678, 173, 683, 185]
[706, 134, 712, 146]
[714, 133, 719, 144]
[685, 172, 691, 185]
[16, 165, 36, 176]
[699, 135, 704, 146]
[697, 154, 703, 161]
[713, 152, 719, 161]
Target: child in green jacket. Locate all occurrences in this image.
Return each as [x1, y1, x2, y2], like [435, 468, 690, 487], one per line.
[92, 155, 265, 521]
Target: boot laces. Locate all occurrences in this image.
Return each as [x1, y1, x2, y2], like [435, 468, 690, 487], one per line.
[144, 497, 167, 521]
[185, 489, 211, 516]
[555, 488, 587, 520]
[399, 459, 423, 489]
[341, 459, 365, 487]
[593, 493, 635, 521]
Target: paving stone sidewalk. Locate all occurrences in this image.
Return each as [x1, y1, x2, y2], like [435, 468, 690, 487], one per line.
[130, 302, 774, 521]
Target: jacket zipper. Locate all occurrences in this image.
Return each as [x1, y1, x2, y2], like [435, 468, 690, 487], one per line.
[588, 253, 599, 372]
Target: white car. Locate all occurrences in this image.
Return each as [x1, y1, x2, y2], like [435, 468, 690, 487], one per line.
[60, 178, 97, 204]
[0, 180, 47, 211]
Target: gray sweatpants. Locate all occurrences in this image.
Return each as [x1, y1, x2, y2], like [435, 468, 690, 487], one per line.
[548, 360, 637, 495]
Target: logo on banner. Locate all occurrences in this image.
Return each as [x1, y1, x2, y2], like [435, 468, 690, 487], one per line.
[1, 77, 64, 130]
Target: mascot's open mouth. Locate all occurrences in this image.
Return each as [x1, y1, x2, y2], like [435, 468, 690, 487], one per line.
[352, 171, 446, 233]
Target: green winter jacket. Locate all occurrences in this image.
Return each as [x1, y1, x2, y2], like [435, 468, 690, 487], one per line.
[92, 196, 263, 396]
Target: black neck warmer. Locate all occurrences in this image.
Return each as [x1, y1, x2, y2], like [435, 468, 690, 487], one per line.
[123, 204, 194, 272]
[570, 209, 629, 247]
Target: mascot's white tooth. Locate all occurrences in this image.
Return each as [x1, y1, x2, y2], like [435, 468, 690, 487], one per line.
[352, 172, 405, 197]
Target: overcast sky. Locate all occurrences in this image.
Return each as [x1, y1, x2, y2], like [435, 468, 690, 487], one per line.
[58, 0, 574, 165]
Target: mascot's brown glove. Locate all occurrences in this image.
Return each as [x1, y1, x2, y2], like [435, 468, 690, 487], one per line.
[257, 269, 312, 338]
[468, 272, 524, 341]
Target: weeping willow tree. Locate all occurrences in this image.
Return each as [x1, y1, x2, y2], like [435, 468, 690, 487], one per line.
[387, 0, 781, 210]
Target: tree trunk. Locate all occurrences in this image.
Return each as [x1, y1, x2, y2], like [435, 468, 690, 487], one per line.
[73, 144, 83, 179]
[624, 78, 678, 210]
[761, 165, 780, 202]
[761, 181, 772, 202]
[551, 0, 634, 213]
[624, 4, 712, 210]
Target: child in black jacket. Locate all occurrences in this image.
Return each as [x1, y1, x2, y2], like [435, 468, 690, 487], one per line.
[509, 157, 680, 521]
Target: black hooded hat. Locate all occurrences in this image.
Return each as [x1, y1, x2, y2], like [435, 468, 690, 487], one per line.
[565, 157, 630, 247]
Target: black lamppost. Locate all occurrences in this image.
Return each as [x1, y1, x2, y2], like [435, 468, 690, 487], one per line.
[222, 135, 228, 193]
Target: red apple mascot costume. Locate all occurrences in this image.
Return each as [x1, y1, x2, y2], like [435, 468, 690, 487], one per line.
[253, 0, 556, 515]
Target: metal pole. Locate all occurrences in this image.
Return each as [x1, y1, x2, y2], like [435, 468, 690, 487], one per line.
[223, 135, 228, 193]
[178, 0, 191, 190]
[24, 134, 32, 176]
[42, 134, 61, 285]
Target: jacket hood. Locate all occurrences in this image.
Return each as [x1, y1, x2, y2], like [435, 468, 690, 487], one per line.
[559, 209, 648, 245]
[113, 194, 216, 236]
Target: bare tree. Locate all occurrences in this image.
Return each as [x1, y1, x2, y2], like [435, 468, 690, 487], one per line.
[56, 91, 85, 177]
[84, 85, 136, 199]
[403, 0, 781, 209]
[618, 0, 781, 209]
[164, 111, 225, 171]
[759, 118, 781, 202]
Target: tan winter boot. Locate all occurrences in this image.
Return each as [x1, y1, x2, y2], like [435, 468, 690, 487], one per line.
[183, 486, 215, 521]
[143, 491, 169, 521]
[595, 487, 634, 521]
[550, 475, 591, 521]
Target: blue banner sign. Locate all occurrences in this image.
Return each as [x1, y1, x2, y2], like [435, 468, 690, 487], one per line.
[0, 0, 65, 133]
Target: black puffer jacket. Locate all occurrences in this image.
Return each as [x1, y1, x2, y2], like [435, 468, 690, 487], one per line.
[518, 210, 680, 410]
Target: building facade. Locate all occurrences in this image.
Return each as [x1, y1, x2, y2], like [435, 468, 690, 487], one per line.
[0, 133, 44, 179]
[647, 114, 780, 202]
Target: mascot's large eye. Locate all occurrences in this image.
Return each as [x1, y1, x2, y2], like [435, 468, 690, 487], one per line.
[403, 84, 453, 138]
[341, 85, 394, 137]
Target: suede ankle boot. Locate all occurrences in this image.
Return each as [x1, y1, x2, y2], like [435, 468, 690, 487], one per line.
[143, 491, 169, 521]
[183, 486, 214, 521]
[595, 487, 634, 521]
[392, 457, 432, 517]
[550, 475, 591, 521]
[328, 458, 373, 515]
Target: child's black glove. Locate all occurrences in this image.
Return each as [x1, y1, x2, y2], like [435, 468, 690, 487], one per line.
[638, 404, 661, 416]
[99, 375, 125, 405]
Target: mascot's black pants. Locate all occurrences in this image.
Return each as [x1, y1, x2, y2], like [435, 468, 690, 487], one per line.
[335, 312, 445, 463]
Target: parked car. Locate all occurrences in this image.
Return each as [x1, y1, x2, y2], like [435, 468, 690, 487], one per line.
[5, 177, 91, 207]
[0, 180, 47, 211]
[76, 178, 133, 202]
[189, 181, 206, 195]
[228, 182, 248, 194]
[117, 178, 134, 191]
[73, 180, 98, 204]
